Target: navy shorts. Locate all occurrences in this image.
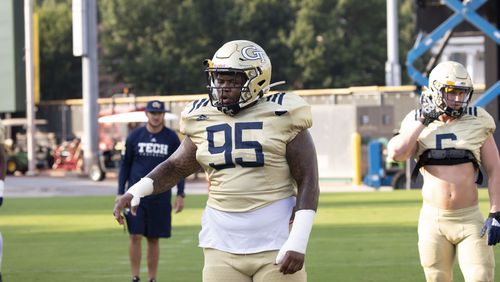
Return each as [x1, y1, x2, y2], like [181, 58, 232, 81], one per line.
[124, 191, 172, 238]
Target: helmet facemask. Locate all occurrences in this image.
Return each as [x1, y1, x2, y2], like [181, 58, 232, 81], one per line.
[204, 40, 272, 116]
[206, 67, 261, 116]
[428, 61, 474, 118]
[431, 81, 473, 118]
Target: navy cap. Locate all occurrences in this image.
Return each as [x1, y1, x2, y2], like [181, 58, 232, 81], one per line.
[146, 100, 167, 112]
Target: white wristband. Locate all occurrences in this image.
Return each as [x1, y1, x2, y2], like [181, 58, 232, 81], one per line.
[275, 209, 316, 264]
[0, 180, 4, 197]
[126, 177, 154, 207]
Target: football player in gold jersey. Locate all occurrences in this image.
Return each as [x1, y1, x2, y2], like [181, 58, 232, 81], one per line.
[114, 40, 319, 282]
[388, 61, 500, 282]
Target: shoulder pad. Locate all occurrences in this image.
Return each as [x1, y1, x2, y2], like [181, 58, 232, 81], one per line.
[264, 92, 309, 110]
[185, 98, 210, 115]
[180, 98, 211, 135]
[265, 92, 312, 141]
[476, 106, 496, 132]
[464, 106, 478, 117]
[265, 92, 286, 105]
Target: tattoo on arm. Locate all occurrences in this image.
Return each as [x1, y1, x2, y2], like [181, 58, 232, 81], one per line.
[148, 137, 201, 195]
[286, 130, 319, 211]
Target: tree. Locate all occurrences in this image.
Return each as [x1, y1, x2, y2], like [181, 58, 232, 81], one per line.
[100, 0, 211, 96]
[38, 0, 415, 98]
[283, 0, 391, 88]
[399, 0, 417, 85]
[99, 0, 296, 95]
[211, 0, 296, 88]
[38, 0, 82, 100]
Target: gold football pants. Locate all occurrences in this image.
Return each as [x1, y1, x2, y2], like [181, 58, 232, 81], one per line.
[418, 202, 494, 282]
[202, 248, 307, 282]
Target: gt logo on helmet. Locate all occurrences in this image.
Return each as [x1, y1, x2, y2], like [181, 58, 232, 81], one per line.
[241, 46, 266, 62]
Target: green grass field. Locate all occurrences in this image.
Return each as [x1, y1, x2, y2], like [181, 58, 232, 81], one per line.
[1, 190, 499, 281]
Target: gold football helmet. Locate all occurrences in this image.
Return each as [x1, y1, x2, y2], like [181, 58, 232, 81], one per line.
[204, 40, 272, 115]
[428, 61, 473, 117]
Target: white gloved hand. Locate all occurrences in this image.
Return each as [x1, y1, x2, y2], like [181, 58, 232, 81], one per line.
[419, 92, 443, 126]
[275, 209, 316, 264]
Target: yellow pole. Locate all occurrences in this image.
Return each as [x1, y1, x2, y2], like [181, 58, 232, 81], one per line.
[352, 132, 362, 185]
[33, 11, 40, 105]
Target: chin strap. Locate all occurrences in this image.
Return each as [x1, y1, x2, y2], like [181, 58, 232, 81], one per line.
[443, 106, 465, 118]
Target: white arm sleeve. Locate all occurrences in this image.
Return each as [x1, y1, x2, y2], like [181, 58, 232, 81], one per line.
[275, 209, 316, 264]
[126, 177, 154, 207]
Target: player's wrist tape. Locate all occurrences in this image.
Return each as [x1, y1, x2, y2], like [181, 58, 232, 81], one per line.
[288, 210, 315, 253]
[126, 177, 154, 206]
[0, 180, 4, 197]
[275, 209, 315, 264]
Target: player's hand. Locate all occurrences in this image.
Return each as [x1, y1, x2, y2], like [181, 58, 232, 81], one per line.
[275, 234, 306, 274]
[276, 250, 305, 274]
[113, 178, 154, 224]
[113, 193, 135, 225]
[481, 212, 500, 246]
[275, 210, 315, 274]
[419, 92, 443, 126]
[174, 196, 184, 213]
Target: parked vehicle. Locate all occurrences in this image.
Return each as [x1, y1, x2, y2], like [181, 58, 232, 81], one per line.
[6, 150, 28, 175]
[5, 140, 54, 175]
[363, 139, 407, 189]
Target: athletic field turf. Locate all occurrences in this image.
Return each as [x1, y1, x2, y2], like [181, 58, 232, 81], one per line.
[1, 189, 499, 281]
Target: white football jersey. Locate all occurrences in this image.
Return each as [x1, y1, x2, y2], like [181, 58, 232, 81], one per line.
[400, 107, 495, 162]
[180, 93, 312, 212]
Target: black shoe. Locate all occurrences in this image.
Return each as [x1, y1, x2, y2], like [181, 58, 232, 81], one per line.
[149, 279, 156, 282]
[132, 276, 140, 282]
